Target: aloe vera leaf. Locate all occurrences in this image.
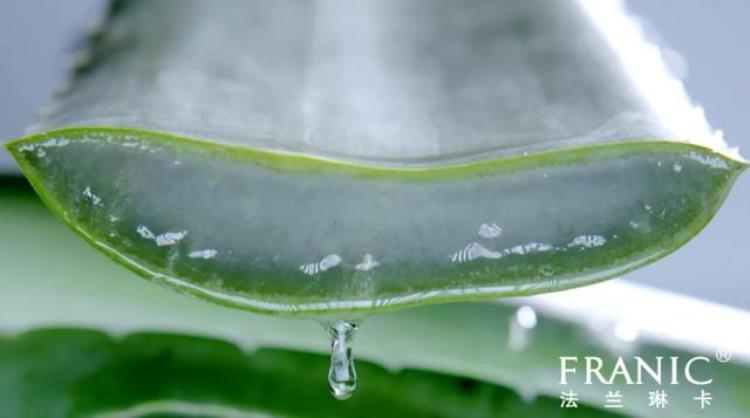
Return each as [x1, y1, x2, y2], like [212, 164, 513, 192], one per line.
[2, 181, 749, 418]
[4, 0, 748, 316]
[0, 329, 624, 418]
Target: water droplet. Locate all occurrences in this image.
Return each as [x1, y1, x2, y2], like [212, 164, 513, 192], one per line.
[508, 306, 537, 351]
[587, 320, 640, 355]
[327, 321, 358, 400]
[614, 320, 640, 343]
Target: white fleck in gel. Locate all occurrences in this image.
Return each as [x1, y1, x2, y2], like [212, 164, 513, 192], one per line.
[503, 242, 553, 256]
[300, 254, 342, 276]
[355, 254, 379, 271]
[478, 223, 503, 239]
[136, 225, 188, 247]
[41, 138, 70, 148]
[82, 186, 102, 205]
[136, 225, 155, 240]
[155, 231, 189, 247]
[688, 152, 729, 169]
[451, 242, 503, 263]
[189, 249, 218, 260]
[567, 235, 607, 248]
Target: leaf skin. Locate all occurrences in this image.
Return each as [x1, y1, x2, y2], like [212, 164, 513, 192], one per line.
[1, 182, 749, 418]
[0, 329, 622, 418]
[7, 128, 747, 316]
[5, 0, 748, 316]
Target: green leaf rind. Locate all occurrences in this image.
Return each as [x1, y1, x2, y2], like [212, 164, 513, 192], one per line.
[7, 128, 746, 316]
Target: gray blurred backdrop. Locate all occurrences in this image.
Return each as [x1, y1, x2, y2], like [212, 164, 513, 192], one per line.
[1, 0, 748, 310]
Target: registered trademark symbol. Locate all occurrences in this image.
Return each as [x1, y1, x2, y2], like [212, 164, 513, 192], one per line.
[715, 349, 732, 363]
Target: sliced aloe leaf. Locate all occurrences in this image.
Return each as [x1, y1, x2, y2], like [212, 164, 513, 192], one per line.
[2, 181, 749, 418]
[4, 0, 747, 316]
[7, 131, 747, 318]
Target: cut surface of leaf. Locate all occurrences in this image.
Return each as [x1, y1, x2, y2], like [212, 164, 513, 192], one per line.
[5, 0, 747, 316]
[2, 182, 750, 418]
[8, 130, 746, 316]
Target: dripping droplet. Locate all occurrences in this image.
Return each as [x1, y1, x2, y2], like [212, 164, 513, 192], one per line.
[327, 321, 358, 400]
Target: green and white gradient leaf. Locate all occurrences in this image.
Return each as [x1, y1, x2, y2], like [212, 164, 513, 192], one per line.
[2, 179, 749, 417]
[1, 330, 622, 418]
[4, 0, 747, 316]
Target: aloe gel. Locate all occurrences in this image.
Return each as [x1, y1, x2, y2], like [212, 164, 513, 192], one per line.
[3, 178, 750, 412]
[9, 131, 745, 318]
[5, 0, 747, 317]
